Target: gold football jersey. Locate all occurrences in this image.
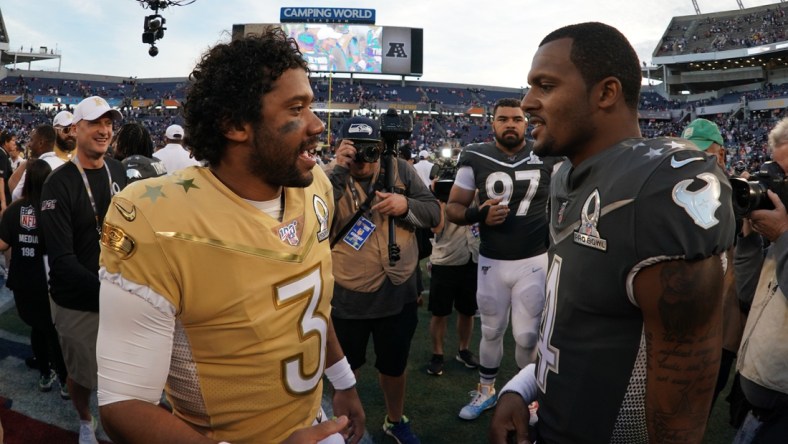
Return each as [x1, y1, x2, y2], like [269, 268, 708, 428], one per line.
[100, 166, 335, 443]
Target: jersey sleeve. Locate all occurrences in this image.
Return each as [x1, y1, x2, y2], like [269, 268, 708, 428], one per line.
[634, 153, 735, 263]
[100, 189, 182, 311]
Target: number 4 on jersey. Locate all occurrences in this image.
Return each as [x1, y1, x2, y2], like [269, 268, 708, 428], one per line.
[536, 255, 561, 392]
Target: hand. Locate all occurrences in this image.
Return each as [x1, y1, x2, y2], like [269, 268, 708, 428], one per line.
[335, 140, 357, 169]
[282, 416, 349, 444]
[332, 387, 366, 444]
[749, 190, 788, 242]
[482, 197, 510, 226]
[372, 191, 408, 217]
[488, 392, 532, 444]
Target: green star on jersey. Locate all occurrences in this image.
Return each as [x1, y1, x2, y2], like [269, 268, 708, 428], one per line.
[176, 178, 200, 193]
[141, 185, 166, 203]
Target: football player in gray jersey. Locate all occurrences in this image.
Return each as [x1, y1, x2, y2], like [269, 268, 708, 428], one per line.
[490, 22, 734, 444]
[447, 98, 560, 421]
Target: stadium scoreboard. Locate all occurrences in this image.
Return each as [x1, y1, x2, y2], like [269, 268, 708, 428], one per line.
[233, 7, 423, 76]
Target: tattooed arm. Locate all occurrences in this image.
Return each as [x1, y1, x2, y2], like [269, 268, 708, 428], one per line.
[634, 256, 724, 444]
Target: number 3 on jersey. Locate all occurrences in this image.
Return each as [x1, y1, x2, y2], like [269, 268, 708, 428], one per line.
[536, 255, 561, 392]
[276, 266, 327, 395]
[485, 170, 540, 216]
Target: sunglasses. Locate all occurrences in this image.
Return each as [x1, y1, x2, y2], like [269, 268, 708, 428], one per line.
[56, 126, 72, 134]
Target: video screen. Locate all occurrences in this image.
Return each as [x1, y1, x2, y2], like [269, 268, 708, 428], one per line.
[282, 24, 383, 74]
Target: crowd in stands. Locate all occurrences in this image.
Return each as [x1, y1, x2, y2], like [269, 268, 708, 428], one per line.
[657, 4, 787, 55]
[1, 102, 780, 178]
[0, 75, 187, 102]
[2, 72, 788, 175]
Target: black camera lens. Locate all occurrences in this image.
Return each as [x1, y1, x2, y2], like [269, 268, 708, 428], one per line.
[730, 177, 767, 218]
[353, 142, 381, 163]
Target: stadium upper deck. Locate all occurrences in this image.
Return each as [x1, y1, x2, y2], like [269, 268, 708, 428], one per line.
[651, 2, 788, 97]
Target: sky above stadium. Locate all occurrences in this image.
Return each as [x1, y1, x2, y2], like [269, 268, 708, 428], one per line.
[3, 0, 785, 88]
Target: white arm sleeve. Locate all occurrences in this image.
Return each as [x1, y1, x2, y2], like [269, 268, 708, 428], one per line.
[453, 166, 476, 191]
[97, 271, 176, 406]
[500, 363, 538, 403]
[11, 172, 24, 202]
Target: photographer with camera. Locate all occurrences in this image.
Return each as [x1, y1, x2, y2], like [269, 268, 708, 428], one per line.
[731, 117, 788, 443]
[325, 115, 440, 444]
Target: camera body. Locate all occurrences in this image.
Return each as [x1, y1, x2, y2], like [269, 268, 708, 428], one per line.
[730, 161, 788, 217]
[380, 109, 413, 155]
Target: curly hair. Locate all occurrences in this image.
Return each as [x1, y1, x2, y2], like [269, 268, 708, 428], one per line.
[114, 122, 154, 160]
[183, 27, 308, 166]
[540, 22, 641, 111]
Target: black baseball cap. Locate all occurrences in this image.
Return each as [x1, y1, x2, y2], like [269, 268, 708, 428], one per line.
[339, 116, 380, 142]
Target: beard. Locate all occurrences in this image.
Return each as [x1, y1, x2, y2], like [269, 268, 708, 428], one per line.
[56, 133, 76, 152]
[494, 131, 525, 151]
[248, 121, 315, 189]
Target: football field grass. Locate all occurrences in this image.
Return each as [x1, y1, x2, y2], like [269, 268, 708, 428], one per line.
[351, 302, 739, 443]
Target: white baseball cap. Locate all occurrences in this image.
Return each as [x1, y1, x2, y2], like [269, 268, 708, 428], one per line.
[53, 110, 74, 127]
[72, 96, 122, 123]
[165, 124, 184, 140]
[419, 150, 430, 159]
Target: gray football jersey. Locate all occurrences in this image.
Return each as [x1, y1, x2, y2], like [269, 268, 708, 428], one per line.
[457, 141, 559, 260]
[535, 138, 734, 443]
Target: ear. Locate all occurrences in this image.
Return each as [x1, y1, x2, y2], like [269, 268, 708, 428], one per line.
[595, 76, 624, 111]
[222, 120, 252, 143]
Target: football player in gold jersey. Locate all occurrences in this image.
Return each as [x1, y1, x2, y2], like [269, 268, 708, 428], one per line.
[96, 28, 365, 444]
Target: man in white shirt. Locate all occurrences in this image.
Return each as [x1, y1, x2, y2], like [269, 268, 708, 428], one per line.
[413, 149, 436, 188]
[152, 124, 200, 174]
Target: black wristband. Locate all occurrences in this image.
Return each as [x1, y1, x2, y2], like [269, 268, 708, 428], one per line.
[465, 206, 489, 224]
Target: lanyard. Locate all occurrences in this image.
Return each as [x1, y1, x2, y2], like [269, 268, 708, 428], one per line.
[348, 176, 377, 212]
[72, 156, 114, 234]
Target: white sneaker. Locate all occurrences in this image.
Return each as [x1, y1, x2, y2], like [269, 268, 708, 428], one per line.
[79, 416, 98, 444]
[458, 383, 497, 420]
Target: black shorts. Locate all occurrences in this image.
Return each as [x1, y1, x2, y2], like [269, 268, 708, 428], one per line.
[332, 302, 418, 377]
[428, 259, 478, 317]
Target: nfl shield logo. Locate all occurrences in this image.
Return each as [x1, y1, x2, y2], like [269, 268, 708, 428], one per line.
[20, 205, 36, 230]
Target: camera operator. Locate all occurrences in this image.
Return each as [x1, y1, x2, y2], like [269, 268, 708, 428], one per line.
[733, 117, 788, 443]
[325, 115, 440, 444]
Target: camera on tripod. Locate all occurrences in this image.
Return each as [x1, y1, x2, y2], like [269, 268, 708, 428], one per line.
[379, 108, 413, 155]
[730, 161, 788, 217]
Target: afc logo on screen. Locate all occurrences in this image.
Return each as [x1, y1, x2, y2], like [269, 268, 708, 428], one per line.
[386, 42, 408, 58]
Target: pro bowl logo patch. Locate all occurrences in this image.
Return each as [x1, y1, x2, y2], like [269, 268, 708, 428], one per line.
[573, 189, 607, 252]
[313, 195, 330, 242]
[20, 205, 36, 230]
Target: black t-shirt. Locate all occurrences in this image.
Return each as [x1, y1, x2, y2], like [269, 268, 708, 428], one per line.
[40, 158, 127, 312]
[0, 199, 47, 294]
[457, 141, 560, 260]
[535, 138, 735, 443]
